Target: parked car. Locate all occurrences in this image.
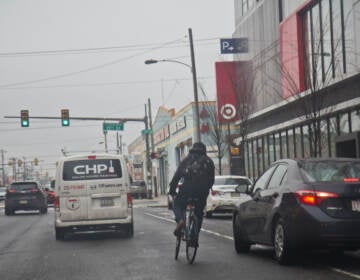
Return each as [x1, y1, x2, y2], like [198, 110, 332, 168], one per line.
[130, 180, 147, 199]
[5, 181, 48, 215]
[43, 185, 56, 205]
[0, 187, 6, 201]
[205, 175, 252, 218]
[232, 158, 360, 265]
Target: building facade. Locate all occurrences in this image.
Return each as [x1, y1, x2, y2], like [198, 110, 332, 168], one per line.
[230, 0, 360, 180]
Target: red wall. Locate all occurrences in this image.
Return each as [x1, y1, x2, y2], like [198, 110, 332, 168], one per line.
[215, 61, 239, 124]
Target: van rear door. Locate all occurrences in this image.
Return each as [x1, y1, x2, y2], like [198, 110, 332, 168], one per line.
[61, 156, 129, 221]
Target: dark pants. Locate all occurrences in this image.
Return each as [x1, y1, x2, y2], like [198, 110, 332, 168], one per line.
[173, 193, 207, 232]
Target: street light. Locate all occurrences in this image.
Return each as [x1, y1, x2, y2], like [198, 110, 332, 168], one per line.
[144, 28, 201, 142]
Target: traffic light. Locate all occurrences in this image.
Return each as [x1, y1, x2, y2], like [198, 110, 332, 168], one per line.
[21, 110, 29, 127]
[150, 152, 159, 159]
[61, 109, 70, 126]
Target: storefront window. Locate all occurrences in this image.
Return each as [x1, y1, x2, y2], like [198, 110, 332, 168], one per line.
[320, 119, 329, 157]
[288, 128, 295, 159]
[329, 117, 338, 156]
[351, 110, 360, 132]
[339, 112, 350, 134]
[269, 134, 275, 163]
[303, 125, 311, 157]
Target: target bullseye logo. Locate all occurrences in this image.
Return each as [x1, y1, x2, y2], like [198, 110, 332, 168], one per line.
[220, 104, 236, 120]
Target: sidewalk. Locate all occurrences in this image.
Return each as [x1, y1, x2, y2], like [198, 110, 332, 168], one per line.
[132, 194, 168, 208]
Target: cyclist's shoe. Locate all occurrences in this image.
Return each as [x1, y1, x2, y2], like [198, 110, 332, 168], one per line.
[173, 220, 185, 237]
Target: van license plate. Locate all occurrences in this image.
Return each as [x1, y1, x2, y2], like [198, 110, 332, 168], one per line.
[100, 198, 114, 207]
[19, 200, 28, 204]
[351, 200, 360, 212]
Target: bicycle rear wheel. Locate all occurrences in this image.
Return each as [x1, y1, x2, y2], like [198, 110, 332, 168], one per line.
[175, 233, 181, 260]
[186, 215, 198, 264]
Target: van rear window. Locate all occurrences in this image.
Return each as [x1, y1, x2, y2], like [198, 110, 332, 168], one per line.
[63, 159, 122, 181]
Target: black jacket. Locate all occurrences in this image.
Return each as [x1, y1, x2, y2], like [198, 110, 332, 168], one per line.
[169, 149, 215, 200]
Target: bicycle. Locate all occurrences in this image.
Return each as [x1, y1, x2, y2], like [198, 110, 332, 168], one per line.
[174, 197, 199, 264]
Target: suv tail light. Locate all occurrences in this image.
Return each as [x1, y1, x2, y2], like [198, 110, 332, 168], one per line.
[295, 190, 338, 206]
[31, 188, 40, 193]
[127, 193, 133, 208]
[54, 196, 60, 211]
[7, 189, 16, 194]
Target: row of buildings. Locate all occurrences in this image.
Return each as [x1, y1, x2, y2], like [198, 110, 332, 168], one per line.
[128, 0, 360, 196]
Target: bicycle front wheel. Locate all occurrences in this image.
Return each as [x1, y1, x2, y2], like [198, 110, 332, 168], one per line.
[175, 233, 181, 260]
[186, 216, 198, 264]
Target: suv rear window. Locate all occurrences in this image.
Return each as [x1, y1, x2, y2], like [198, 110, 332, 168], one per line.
[63, 159, 122, 181]
[10, 182, 38, 191]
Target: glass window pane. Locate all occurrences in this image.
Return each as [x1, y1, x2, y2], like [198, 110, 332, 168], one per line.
[269, 134, 275, 163]
[329, 117, 338, 156]
[295, 127, 302, 158]
[321, 0, 332, 79]
[339, 112, 350, 134]
[303, 125, 311, 157]
[332, 0, 344, 77]
[351, 110, 360, 132]
[288, 128, 295, 158]
[320, 119, 329, 157]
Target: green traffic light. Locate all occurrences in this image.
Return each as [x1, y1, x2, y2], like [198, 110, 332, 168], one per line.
[62, 119, 70, 126]
[21, 120, 29, 127]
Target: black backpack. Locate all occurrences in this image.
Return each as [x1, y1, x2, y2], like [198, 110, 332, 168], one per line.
[183, 156, 208, 185]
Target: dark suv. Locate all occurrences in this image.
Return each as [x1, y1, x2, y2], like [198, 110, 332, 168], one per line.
[130, 180, 147, 199]
[5, 181, 48, 215]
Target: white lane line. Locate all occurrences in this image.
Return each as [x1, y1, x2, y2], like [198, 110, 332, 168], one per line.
[144, 212, 234, 241]
[330, 268, 360, 280]
[145, 212, 360, 279]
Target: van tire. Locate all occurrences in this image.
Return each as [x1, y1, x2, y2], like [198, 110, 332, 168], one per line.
[123, 222, 134, 238]
[55, 227, 66, 240]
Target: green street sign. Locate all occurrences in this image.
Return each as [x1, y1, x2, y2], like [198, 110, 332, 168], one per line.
[141, 129, 153, 135]
[103, 122, 124, 131]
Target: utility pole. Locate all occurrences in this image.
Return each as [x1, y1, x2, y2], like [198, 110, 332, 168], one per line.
[144, 104, 152, 199]
[188, 28, 201, 143]
[148, 98, 157, 197]
[1, 149, 6, 186]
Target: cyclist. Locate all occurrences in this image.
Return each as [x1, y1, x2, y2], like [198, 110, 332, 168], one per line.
[168, 142, 215, 245]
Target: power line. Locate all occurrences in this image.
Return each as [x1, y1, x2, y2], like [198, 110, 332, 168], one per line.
[0, 37, 185, 89]
[0, 37, 220, 57]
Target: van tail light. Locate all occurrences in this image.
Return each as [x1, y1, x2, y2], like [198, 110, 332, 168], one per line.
[127, 193, 133, 208]
[295, 190, 338, 206]
[54, 196, 60, 211]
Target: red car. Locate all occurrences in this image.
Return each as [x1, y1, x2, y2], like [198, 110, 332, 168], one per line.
[43, 186, 55, 205]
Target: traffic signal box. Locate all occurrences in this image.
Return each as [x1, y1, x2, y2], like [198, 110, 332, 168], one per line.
[150, 152, 159, 159]
[20, 110, 29, 127]
[61, 109, 70, 126]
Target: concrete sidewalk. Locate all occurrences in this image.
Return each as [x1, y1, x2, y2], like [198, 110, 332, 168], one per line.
[132, 194, 168, 208]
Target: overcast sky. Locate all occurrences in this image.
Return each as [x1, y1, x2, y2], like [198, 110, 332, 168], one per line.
[0, 0, 234, 177]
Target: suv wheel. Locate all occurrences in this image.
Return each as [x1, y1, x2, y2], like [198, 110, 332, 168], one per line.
[40, 207, 48, 214]
[5, 207, 13, 216]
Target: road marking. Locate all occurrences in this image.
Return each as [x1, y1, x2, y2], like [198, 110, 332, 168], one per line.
[145, 212, 360, 279]
[330, 268, 360, 280]
[144, 212, 234, 241]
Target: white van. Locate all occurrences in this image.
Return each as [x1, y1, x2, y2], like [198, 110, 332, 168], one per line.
[54, 154, 133, 240]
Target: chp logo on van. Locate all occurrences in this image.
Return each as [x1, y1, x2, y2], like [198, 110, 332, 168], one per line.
[63, 159, 121, 180]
